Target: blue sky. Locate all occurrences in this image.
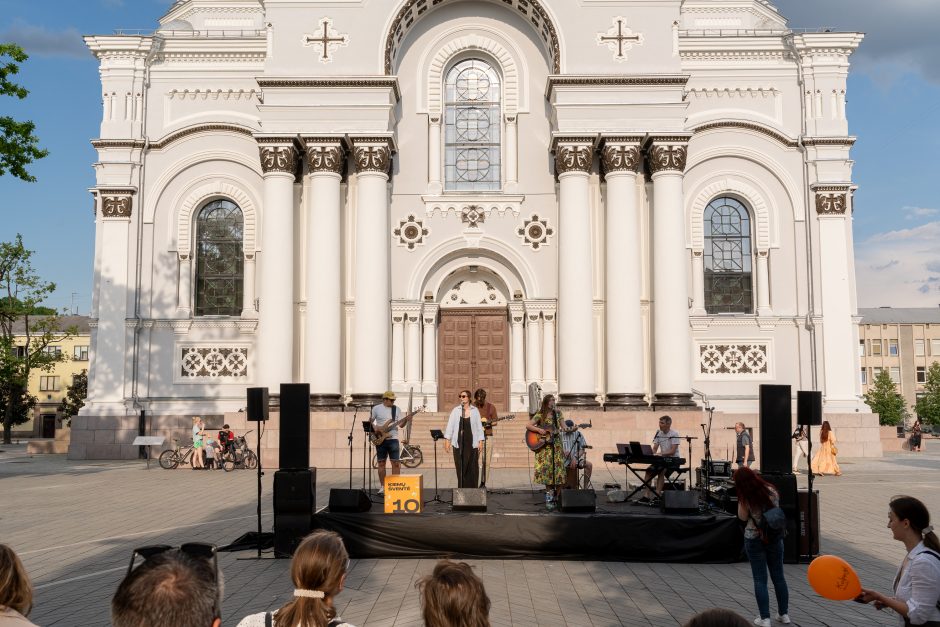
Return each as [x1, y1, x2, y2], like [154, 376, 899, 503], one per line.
[0, 0, 937, 312]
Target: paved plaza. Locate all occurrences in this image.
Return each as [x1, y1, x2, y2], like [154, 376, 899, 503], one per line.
[2, 445, 938, 627]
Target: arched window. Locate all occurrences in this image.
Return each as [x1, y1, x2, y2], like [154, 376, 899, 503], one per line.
[703, 197, 753, 314]
[444, 58, 501, 191]
[194, 199, 243, 316]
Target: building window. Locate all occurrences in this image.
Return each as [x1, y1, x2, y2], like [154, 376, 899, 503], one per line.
[42, 345, 62, 356]
[703, 197, 753, 314]
[860, 368, 867, 385]
[932, 339, 940, 356]
[15, 345, 27, 358]
[915, 339, 925, 356]
[871, 340, 882, 356]
[888, 339, 899, 356]
[73, 345, 89, 361]
[917, 366, 926, 384]
[858, 340, 865, 357]
[39, 376, 60, 392]
[444, 58, 501, 192]
[194, 199, 244, 317]
[889, 366, 900, 383]
[873, 366, 884, 378]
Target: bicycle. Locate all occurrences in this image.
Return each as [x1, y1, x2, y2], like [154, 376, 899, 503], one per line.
[221, 430, 258, 471]
[158, 438, 198, 469]
[371, 441, 423, 469]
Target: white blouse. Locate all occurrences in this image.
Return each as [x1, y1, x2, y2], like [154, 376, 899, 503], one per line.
[894, 542, 940, 625]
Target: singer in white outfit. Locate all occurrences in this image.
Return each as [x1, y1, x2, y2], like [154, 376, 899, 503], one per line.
[791, 426, 808, 473]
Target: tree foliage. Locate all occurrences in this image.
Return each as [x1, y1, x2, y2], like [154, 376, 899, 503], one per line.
[864, 368, 907, 426]
[914, 362, 940, 426]
[0, 43, 48, 182]
[59, 369, 87, 424]
[0, 235, 74, 443]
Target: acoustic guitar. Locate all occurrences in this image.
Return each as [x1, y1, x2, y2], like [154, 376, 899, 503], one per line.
[524, 425, 556, 452]
[370, 406, 426, 446]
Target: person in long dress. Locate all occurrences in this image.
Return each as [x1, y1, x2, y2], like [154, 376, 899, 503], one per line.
[526, 394, 566, 510]
[443, 390, 485, 489]
[811, 420, 841, 476]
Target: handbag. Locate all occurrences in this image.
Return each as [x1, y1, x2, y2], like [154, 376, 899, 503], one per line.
[831, 443, 838, 455]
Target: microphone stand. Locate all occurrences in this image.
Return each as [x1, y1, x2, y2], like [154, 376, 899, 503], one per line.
[694, 390, 716, 505]
[347, 405, 358, 489]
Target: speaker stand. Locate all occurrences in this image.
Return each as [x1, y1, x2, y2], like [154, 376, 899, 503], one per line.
[803, 424, 816, 562]
[347, 405, 358, 489]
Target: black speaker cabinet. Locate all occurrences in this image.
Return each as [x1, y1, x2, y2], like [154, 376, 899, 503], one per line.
[247, 387, 269, 422]
[279, 383, 310, 469]
[274, 469, 316, 514]
[761, 473, 799, 563]
[274, 512, 312, 557]
[559, 489, 596, 513]
[452, 488, 487, 512]
[797, 390, 823, 426]
[328, 488, 372, 513]
[662, 490, 699, 514]
[798, 489, 820, 558]
[759, 384, 792, 475]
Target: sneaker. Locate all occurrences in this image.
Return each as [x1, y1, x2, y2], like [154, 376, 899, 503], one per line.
[376, 488, 384, 495]
[754, 618, 770, 627]
[775, 614, 791, 624]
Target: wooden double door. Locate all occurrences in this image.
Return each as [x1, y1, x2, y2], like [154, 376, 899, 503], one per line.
[438, 308, 509, 412]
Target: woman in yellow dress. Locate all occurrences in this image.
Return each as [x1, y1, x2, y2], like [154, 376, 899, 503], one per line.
[811, 420, 841, 476]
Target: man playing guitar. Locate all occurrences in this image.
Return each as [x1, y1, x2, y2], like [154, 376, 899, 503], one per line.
[370, 391, 417, 494]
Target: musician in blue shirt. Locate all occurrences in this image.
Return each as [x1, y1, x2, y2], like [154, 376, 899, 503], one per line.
[638, 415, 680, 504]
[371, 390, 412, 494]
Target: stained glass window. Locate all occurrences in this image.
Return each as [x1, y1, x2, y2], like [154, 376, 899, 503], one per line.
[703, 197, 753, 314]
[444, 59, 501, 191]
[195, 199, 244, 317]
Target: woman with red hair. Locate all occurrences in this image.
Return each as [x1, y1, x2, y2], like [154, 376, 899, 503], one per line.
[734, 467, 790, 627]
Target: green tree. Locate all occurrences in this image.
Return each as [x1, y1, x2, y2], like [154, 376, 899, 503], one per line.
[864, 368, 907, 426]
[914, 362, 940, 426]
[0, 43, 48, 181]
[58, 369, 87, 425]
[0, 235, 74, 443]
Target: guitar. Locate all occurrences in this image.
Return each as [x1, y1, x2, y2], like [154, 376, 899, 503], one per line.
[524, 425, 556, 452]
[482, 414, 515, 431]
[370, 406, 426, 446]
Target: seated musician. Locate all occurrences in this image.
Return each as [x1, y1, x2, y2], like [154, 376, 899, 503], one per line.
[561, 420, 592, 489]
[637, 415, 680, 504]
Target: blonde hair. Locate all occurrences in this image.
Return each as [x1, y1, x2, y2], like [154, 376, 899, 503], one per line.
[275, 531, 349, 627]
[0, 544, 33, 617]
[418, 560, 490, 627]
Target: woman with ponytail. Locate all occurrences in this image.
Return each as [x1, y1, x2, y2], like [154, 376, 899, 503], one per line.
[857, 496, 940, 625]
[237, 530, 354, 627]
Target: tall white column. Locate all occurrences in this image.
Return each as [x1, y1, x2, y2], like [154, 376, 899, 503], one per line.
[649, 138, 696, 407]
[756, 250, 771, 316]
[177, 254, 192, 315]
[241, 255, 256, 318]
[256, 141, 298, 389]
[554, 138, 599, 406]
[428, 116, 443, 195]
[542, 308, 557, 392]
[690, 251, 706, 315]
[405, 309, 421, 385]
[505, 115, 518, 192]
[601, 139, 647, 407]
[422, 304, 438, 401]
[509, 303, 526, 400]
[303, 138, 345, 407]
[391, 310, 405, 387]
[351, 138, 393, 405]
[525, 307, 542, 384]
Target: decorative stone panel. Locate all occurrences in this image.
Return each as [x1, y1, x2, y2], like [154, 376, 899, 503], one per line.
[697, 341, 772, 379]
[100, 190, 135, 219]
[393, 214, 429, 250]
[517, 214, 555, 250]
[441, 279, 507, 308]
[177, 344, 249, 382]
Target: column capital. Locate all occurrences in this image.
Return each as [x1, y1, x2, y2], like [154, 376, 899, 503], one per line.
[302, 136, 347, 175]
[812, 184, 852, 215]
[646, 136, 690, 174]
[422, 302, 439, 324]
[600, 136, 644, 175]
[350, 136, 395, 175]
[552, 135, 598, 176]
[99, 189, 136, 219]
[256, 137, 300, 175]
[508, 302, 525, 323]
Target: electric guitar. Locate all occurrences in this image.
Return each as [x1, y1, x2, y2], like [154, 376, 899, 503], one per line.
[370, 406, 426, 446]
[482, 414, 515, 431]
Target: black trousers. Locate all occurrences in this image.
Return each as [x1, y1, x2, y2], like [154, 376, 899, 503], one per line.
[452, 447, 479, 489]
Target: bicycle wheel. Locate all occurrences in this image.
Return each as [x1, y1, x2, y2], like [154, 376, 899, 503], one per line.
[158, 450, 179, 470]
[221, 451, 236, 472]
[243, 450, 258, 470]
[402, 447, 423, 468]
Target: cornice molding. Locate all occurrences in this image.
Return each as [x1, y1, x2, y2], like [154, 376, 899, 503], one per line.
[546, 74, 688, 98]
[91, 123, 257, 152]
[692, 120, 797, 148]
[256, 77, 401, 102]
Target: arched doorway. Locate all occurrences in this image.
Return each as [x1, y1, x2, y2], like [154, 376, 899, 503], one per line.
[437, 271, 510, 412]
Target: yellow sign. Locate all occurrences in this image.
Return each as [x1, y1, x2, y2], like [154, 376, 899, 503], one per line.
[384, 474, 423, 514]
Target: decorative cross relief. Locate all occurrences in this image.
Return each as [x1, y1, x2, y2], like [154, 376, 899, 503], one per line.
[596, 16, 643, 62]
[393, 214, 429, 250]
[303, 17, 348, 64]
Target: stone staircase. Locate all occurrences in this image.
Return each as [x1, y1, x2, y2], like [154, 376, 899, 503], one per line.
[401, 412, 534, 468]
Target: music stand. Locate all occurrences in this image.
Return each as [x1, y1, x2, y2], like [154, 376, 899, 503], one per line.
[361, 421, 374, 493]
[428, 429, 449, 504]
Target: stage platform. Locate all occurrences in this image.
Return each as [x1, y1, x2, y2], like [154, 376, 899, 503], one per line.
[313, 489, 742, 562]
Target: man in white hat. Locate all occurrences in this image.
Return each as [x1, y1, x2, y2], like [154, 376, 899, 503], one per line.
[370, 390, 409, 494]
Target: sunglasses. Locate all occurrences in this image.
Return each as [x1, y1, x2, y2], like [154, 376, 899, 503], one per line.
[459, 394, 469, 399]
[127, 543, 220, 617]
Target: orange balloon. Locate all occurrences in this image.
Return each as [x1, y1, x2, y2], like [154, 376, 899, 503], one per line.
[807, 555, 862, 601]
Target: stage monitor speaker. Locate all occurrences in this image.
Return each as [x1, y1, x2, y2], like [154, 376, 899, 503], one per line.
[797, 390, 823, 426]
[328, 489, 372, 513]
[559, 489, 596, 513]
[662, 490, 699, 515]
[274, 512, 311, 557]
[247, 387, 269, 422]
[761, 472, 799, 563]
[279, 383, 310, 469]
[274, 469, 316, 514]
[452, 488, 487, 512]
[759, 384, 792, 475]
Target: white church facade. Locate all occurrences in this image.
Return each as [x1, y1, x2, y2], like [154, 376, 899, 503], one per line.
[72, 0, 874, 460]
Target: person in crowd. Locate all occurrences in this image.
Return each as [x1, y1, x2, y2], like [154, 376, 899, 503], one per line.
[444, 390, 485, 489]
[218, 424, 236, 457]
[473, 388, 498, 487]
[682, 608, 750, 627]
[811, 420, 842, 476]
[735, 422, 754, 469]
[638, 415, 680, 504]
[560, 419, 592, 489]
[0, 544, 39, 627]
[112, 545, 222, 627]
[734, 467, 790, 627]
[370, 391, 413, 494]
[192, 416, 206, 469]
[204, 437, 221, 470]
[910, 420, 923, 453]
[856, 496, 940, 625]
[237, 530, 354, 627]
[791, 425, 808, 473]
[526, 394, 567, 510]
[417, 560, 490, 627]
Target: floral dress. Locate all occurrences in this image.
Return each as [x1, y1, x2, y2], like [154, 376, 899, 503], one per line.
[532, 410, 567, 486]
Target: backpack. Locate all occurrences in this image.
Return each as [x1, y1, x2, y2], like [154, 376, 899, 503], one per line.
[751, 505, 787, 545]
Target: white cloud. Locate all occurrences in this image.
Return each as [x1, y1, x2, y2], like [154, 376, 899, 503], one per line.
[903, 206, 940, 220]
[856, 220, 940, 306]
[0, 21, 87, 58]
